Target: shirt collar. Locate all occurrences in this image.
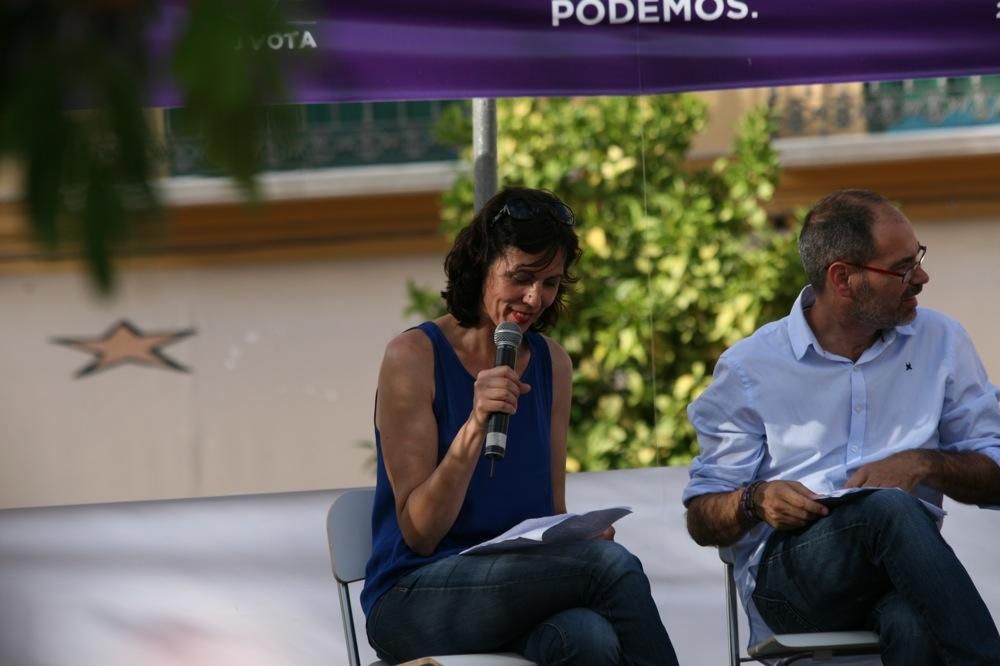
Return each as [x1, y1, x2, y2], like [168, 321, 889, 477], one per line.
[788, 286, 820, 360]
[787, 285, 918, 361]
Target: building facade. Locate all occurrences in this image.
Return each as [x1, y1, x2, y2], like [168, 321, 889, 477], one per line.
[2, 82, 998, 508]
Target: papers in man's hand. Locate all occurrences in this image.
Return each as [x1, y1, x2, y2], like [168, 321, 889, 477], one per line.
[817, 487, 946, 521]
[460, 507, 632, 555]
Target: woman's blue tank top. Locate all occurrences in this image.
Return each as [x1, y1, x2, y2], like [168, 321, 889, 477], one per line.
[360, 321, 555, 615]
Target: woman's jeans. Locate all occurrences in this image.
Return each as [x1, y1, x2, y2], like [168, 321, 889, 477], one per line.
[366, 539, 678, 666]
[753, 489, 1000, 666]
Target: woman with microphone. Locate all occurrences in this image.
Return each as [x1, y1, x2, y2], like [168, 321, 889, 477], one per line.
[361, 186, 677, 665]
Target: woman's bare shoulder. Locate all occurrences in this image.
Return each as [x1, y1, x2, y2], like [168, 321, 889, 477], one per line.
[382, 326, 433, 370]
[540, 333, 572, 373]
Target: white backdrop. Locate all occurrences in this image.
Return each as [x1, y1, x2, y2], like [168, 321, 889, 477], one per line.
[1, 467, 998, 665]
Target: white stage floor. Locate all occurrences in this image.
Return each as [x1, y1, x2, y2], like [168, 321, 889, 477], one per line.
[1, 467, 998, 665]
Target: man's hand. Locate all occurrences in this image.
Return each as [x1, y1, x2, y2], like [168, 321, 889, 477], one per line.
[844, 450, 931, 492]
[754, 480, 829, 530]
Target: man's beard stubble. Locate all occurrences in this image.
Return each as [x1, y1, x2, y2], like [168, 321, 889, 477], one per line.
[851, 278, 922, 331]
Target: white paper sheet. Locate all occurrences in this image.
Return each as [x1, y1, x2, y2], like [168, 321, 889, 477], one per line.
[460, 506, 633, 555]
[817, 486, 946, 521]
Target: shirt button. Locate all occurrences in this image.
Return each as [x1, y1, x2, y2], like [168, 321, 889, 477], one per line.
[854, 404, 864, 413]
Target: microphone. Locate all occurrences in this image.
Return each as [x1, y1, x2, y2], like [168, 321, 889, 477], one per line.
[484, 321, 523, 477]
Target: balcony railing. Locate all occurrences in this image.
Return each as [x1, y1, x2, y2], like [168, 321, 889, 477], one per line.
[164, 100, 463, 177]
[770, 76, 1000, 138]
[162, 79, 1000, 173]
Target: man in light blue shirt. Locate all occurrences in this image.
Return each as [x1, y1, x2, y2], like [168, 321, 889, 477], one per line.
[683, 190, 1000, 665]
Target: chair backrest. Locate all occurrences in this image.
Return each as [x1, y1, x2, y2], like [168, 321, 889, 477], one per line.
[327, 487, 378, 666]
[328, 487, 376, 584]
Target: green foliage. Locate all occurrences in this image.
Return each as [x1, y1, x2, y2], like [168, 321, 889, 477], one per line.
[0, 1, 287, 292]
[404, 278, 447, 320]
[410, 96, 805, 470]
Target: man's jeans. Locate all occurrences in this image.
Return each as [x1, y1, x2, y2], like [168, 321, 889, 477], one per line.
[753, 489, 1000, 666]
[366, 539, 678, 666]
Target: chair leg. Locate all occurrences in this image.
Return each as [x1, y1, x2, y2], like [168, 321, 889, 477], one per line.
[724, 562, 742, 666]
[337, 583, 362, 666]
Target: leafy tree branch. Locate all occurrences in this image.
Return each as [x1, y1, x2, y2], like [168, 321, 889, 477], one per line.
[0, 0, 287, 291]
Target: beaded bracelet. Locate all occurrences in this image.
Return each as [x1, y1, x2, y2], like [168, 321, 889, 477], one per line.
[740, 480, 765, 524]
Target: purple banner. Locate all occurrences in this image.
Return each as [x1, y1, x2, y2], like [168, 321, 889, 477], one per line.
[152, 0, 1000, 105]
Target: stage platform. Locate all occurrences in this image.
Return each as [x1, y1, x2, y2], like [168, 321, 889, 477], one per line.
[2, 467, 998, 665]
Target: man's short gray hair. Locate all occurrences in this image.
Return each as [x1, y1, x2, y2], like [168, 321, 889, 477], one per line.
[798, 189, 891, 292]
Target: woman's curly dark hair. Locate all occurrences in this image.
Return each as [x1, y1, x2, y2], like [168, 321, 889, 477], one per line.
[442, 187, 582, 331]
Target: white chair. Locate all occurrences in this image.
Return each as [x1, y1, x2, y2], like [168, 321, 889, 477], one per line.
[326, 487, 535, 666]
[720, 549, 881, 665]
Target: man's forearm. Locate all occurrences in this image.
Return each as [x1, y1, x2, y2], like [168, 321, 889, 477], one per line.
[925, 450, 1000, 505]
[686, 489, 755, 547]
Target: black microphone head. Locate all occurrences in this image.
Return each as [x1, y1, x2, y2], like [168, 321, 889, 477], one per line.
[494, 321, 523, 349]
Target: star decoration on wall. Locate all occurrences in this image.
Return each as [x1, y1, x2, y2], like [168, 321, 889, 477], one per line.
[53, 320, 196, 378]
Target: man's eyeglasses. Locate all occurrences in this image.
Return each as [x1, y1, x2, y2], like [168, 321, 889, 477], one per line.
[492, 197, 575, 227]
[841, 244, 927, 284]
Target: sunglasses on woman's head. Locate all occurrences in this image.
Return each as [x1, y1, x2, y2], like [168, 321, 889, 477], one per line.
[491, 197, 576, 227]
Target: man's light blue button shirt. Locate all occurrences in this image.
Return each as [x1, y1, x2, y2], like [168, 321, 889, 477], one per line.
[683, 286, 1000, 646]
